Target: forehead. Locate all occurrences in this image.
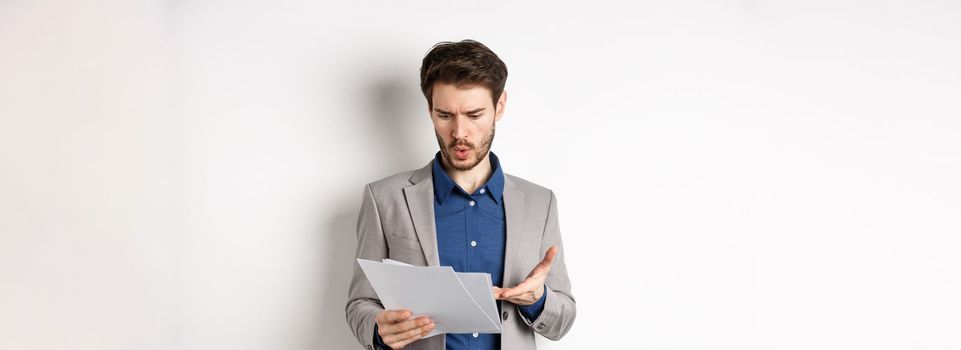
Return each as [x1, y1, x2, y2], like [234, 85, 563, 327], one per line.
[431, 82, 493, 112]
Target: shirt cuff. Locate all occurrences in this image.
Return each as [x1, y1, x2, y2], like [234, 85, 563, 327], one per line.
[517, 285, 548, 321]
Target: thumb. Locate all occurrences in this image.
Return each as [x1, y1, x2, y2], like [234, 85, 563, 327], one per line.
[531, 246, 559, 276]
[543, 246, 558, 265]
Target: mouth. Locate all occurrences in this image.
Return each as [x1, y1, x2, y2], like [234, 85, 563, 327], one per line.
[453, 146, 471, 160]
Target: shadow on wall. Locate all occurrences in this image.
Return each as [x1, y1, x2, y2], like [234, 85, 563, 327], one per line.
[316, 210, 361, 350]
[314, 60, 427, 349]
[368, 63, 430, 172]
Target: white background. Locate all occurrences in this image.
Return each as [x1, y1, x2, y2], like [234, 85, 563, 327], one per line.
[2, 0, 960, 349]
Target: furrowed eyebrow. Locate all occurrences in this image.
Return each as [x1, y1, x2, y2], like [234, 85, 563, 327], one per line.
[433, 107, 486, 115]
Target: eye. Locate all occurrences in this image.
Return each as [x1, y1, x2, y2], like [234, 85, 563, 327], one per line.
[467, 114, 480, 119]
[438, 114, 452, 120]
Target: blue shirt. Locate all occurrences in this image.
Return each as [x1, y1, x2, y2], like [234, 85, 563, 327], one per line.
[375, 151, 545, 350]
[432, 151, 546, 349]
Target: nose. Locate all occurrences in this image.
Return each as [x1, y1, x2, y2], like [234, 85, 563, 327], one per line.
[451, 115, 469, 141]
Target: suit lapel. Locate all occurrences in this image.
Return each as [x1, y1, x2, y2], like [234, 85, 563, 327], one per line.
[502, 175, 526, 286]
[403, 161, 527, 278]
[403, 162, 440, 266]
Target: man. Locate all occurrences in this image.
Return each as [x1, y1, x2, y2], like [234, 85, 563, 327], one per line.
[346, 40, 576, 350]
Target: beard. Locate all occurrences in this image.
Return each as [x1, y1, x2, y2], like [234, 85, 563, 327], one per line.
[436, 123, 496, 172]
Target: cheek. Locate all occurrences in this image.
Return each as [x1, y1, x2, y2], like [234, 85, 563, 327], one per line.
[434, 128, 451, 144]
[433, 123, 448, 135]
[478, 126, 492, 138]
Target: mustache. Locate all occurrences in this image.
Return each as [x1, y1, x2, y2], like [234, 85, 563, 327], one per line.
[449, 140, 475, 149]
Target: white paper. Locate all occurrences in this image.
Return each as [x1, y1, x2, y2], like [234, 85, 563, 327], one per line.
[383, 258, 412, 266]
[454, 272, 499, 327]
[381, 259, 499, 328]
[357, 258, 502, 337]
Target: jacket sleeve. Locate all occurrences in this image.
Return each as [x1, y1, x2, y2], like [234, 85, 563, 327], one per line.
[516, 190, 577, 340]
[345, 184, 389, 349]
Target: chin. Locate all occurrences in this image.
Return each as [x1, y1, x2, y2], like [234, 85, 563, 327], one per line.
[451, 159, 474, 169]
[446, 154, 476, 170]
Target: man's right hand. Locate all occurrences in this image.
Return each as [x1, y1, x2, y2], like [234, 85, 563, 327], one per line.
[375, 309, 434, 349]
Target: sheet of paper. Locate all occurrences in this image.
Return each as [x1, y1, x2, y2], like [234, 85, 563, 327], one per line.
[357, 259, 502, 337]
[381, 259, 499, 328]
[383, 258, 412, 266]
[454, 272, 499, 327]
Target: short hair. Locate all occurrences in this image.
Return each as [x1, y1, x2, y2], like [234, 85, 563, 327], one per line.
[419, 39, 508, 111]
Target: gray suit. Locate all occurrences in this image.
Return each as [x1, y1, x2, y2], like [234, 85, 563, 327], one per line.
[346, 160, 576, 349]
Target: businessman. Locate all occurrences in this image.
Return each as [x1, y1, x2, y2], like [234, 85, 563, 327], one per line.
[346, 40, 576, 350]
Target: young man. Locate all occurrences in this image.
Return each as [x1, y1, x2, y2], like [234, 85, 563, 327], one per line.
[346, 40, 576, 350]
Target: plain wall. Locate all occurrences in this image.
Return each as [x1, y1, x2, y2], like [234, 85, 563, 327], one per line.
[1, 0, 959, 349]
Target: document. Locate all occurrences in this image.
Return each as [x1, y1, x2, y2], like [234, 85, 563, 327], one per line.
[357, 258, 502, 337]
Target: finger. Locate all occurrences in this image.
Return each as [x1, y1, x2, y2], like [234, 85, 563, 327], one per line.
[525, 246, 558, 279]
[500, 283, 534, 299]
[377, 309, 412, 324]
[382, 316, 430, 336]
[383, 319, 432, 343]
[391, 326, 430, 350]
[502, 274, 547, 298]
[497, 283, 533, 298]
[384, 320, 434, 347]
[501, 292, 536, 306]
[535, 246, 558, 272]
[498, 285, 523, 299]
[499, 279, 531, 298]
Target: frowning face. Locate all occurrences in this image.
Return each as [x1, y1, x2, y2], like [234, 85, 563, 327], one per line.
[429, 82, 506, 171]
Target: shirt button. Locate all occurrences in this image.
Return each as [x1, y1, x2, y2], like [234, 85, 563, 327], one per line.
[472, 333, 479, 338]
[479, 188, 486, 194]
[469, 200, 476, 206]
[470, 240, 477, 247]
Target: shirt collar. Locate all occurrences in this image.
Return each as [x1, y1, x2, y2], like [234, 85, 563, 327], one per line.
[432, 151, 505, 205]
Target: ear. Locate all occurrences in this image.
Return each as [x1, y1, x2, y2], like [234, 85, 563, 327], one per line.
[494, 90, 507, 122]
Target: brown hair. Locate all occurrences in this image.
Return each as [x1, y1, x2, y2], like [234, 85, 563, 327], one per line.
[420, 39, 508, 110]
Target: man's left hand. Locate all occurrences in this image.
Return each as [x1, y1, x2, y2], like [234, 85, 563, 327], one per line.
[494, 246, 558, 306]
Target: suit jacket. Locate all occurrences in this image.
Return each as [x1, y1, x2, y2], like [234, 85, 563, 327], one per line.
[346, 160, 576, 349]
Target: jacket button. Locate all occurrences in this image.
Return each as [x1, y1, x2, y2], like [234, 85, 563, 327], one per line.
[537, 323, 545, 330]
[367, 345, 372, 350]
[502, 311, 508, 321]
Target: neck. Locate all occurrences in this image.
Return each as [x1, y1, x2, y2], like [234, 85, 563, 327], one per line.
[442, 153, 493, 194]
